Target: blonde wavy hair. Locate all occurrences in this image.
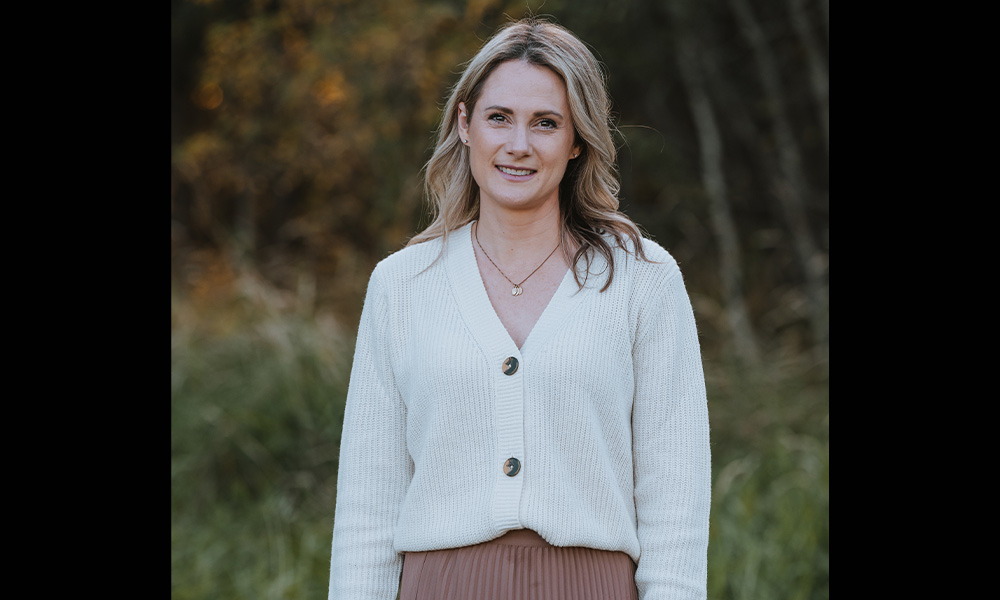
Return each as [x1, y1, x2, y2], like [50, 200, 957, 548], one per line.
[408, 18, 649, 290]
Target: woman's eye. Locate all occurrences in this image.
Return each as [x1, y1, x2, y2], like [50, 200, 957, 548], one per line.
[488, 113, 507, 123]
[538, 119, 557, 129]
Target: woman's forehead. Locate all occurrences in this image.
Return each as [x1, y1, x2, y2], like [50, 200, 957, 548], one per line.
[477, 61, 569, 114]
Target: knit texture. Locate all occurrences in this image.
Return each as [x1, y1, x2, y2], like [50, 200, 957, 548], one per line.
[328, 221, 711, 600]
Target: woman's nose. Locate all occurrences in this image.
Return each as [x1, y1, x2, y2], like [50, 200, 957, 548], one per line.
[506, 125, 531, 156]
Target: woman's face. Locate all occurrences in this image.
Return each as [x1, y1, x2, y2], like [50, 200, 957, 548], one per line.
[458, 60, 581, 216]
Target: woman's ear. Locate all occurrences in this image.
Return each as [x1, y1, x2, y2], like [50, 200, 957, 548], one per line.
[457, 102, 469, 144]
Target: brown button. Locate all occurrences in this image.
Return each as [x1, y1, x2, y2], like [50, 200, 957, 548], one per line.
[502, 356, 519, 376]
[503, 457, 521, 477]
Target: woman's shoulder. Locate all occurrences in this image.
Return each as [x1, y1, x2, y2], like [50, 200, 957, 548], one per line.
[608, 236, 695, 328]
[609, 234, 682, 287]
[369, 235, 446, 286]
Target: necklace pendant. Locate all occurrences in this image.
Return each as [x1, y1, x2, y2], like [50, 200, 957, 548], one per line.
[511, 285, 523, 296]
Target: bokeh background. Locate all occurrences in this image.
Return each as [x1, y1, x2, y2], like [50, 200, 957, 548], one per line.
[171, 0, 829, 598]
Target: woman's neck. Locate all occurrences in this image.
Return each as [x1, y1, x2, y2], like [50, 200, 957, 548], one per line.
[474, 202, 563, 265]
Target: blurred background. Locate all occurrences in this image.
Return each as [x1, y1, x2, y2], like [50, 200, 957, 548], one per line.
[171, 0, 828, 598]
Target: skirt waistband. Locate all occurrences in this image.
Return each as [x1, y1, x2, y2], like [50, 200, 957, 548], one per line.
[483, 528, 552, 548]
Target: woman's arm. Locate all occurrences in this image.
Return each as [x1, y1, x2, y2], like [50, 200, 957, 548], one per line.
[631, 267, 711, 600]
[329, 267, 413, 599]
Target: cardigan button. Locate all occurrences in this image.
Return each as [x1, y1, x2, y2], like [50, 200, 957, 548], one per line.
[502, 356, 519, 375]
[503, 457, 521, 477]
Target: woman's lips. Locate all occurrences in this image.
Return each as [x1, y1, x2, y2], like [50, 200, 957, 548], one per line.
[496, 165, 536, 179]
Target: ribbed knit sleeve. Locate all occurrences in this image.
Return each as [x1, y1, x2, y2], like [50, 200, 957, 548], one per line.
[631, 266, 711, 600]
[328, 265, 412, 599]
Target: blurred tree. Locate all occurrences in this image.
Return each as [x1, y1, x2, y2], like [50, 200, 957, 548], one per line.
[669, 0, 761, 364]
[172, 0, 494, 315]
[729, 0, 828, 357]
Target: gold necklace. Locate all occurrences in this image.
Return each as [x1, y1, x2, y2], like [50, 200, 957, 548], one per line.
[475, 223, 561, 297]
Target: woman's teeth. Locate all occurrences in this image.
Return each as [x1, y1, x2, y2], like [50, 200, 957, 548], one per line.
[497, 166, 534, 176]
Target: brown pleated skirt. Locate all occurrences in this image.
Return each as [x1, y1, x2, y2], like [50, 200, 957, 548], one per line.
[399, 529, 638, 600]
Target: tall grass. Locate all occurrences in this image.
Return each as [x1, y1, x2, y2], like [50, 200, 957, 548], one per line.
[171, 270, 828, 599]
[706, 355, 829, 600]
[171, 272, 350, 599]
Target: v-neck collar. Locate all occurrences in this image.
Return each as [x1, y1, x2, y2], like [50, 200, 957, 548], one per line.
[445, 221, 600, 360]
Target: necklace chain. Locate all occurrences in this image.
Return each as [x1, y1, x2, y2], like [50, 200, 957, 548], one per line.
[474, 223, 560, 297]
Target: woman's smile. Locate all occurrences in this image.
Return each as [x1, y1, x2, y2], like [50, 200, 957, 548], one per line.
[496, 164, 537, 178]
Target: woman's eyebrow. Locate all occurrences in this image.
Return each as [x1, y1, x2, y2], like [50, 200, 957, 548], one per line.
[483, 105, 565, 120]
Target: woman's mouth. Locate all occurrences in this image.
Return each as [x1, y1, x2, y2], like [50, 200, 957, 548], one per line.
[496, 165, 537, 178]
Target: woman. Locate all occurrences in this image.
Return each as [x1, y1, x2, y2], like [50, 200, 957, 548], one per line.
[328, 18, 710, 600]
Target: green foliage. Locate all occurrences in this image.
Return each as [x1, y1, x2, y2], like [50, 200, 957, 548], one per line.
[709, 432, 829, 600]
[171, 273, 350, 599]
[706, 359, 829, 600]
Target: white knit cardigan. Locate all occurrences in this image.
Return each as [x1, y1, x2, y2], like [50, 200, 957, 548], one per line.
[328, 222, 710, 599]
